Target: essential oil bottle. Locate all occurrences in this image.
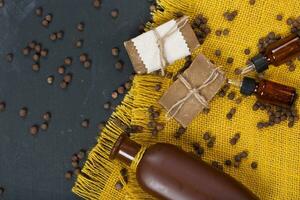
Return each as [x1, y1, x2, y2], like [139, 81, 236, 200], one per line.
[240, 31, 300, 75]
[229, 77, 297, 108]
[110, 134, 258, 200]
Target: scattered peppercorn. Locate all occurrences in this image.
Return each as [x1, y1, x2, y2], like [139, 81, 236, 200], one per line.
[30, 125, 39, 135]
[117, 86, 125, 94]
[57, 66, 65, 75]
[65, 171, 73, 180]
[75, 39, 84, 48]
[83, 60, 92, 69]
[235, 97, 243, 104]
[192, 14, 211, 44]
[0, 0, 4, 8]
[32, 63, 40, 72]
[93, 0, 101, 8]
[29, 41, 37, 49]
[112, 47, 119, 56]
[47, 76, 57, 85]
[224, 160, 232, 166]
[81, 119, 89, 128]
[226, 57, 234, 64]
[276, 14, 283, 21]
[215, 49, 221, 57]
[42, 112, 51, 121]
[40, 122, 48, 131]
[32, 54, 40, 62]
[111, 91, 118, 99]
[227, 91, 236, 100]
[64, 57, 72, 66]
[72, 154, 79, 162]
[6, 53, 14, 63]
[215, 29, 222, 36]
[103, 102, 111, 110]
[192, 143, 204, 156]
[71, 160, 79, 168]
[63, 73, 72, 83]
[77, 22, 85, 32]
[223, 28, 230, 36]
[35, 7, 43, 16]
[115, 181, 123, 190]
[154, 84, 161, 91]
[79, 53, 88, 63]
[230, 132, 241, 145]
[56, 31, 64, 40]
[244, 48, 251, 55]
[223, 10, 238, 21]
[22, 47, 30, 56]
[203, 132, 211, 140]
[175, 126, 186, 139]
[74, 167, 81, 176]
[251, 161, 258, 169]
[115, 60, 124, 70]
[42, 19, 49, 27]
[124, 81, 132, 90]
[207, 136, 216, 148]
[111, 9, 119, 19]
[49, 33, 57, 41]
[60, 81, 68, 89]
[77, 149, 86, 160]
[249, 0, 256, 5]
[0, 101, 5, 112]
[40, 49, 48, 57]
[19, 107, 28, 118]
[45, 14, 52, 22]
[151, 128, 158, 136]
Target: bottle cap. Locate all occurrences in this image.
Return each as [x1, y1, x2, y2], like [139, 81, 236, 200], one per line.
[240, 77, 257, 96]
[251, 54, 269, 73]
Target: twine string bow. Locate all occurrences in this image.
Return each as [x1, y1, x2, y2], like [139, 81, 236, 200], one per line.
[166, 68, 220, 120]
[152, 16, 189, 76]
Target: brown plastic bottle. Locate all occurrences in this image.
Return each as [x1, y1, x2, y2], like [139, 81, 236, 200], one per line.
[230, 77, 297, 108]
[241, 31, 300, 74]
[110, 134, 258, 200]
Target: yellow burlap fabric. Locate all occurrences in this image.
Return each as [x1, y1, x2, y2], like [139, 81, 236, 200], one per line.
[72, 0, 300, 199]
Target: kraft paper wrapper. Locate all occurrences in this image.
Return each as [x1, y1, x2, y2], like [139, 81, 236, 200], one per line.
[124, 16, 200, 74]
[159, 54, 226, 127]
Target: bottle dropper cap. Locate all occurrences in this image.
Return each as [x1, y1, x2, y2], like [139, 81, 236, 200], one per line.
[251, 54, 269, 73]
[240, 77, 257, 96]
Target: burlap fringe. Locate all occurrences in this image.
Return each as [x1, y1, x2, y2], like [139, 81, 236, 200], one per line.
[72, 74, 174, 200]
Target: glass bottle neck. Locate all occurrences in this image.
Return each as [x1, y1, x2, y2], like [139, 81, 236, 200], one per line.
[110, 134, 142, 166]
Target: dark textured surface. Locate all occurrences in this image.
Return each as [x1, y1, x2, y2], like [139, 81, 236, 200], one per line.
[0, 0, 150, 199]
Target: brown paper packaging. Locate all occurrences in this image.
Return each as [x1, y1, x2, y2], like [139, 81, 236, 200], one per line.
[124, 16, 200, 74]
[159, 54, 226, 127]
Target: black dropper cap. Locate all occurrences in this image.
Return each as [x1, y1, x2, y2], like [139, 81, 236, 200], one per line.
[240, 77, 257, 96]
[251, 54, 269, 73]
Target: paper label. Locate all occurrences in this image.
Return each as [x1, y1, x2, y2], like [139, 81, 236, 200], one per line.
[132, 19, 191, 73]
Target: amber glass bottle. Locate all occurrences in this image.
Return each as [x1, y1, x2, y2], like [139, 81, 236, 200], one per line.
[230, 77, 297, 108]
[241, 31, 300, 74]
[110, 134, 258, 200]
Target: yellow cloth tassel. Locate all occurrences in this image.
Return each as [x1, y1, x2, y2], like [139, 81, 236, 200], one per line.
[73, 0, 300, 199]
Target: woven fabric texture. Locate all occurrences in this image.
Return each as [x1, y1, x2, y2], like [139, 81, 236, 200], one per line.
[72, 0, 300, 199]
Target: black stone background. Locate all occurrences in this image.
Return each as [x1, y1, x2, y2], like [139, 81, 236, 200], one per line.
[0, 0, 150, 199]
